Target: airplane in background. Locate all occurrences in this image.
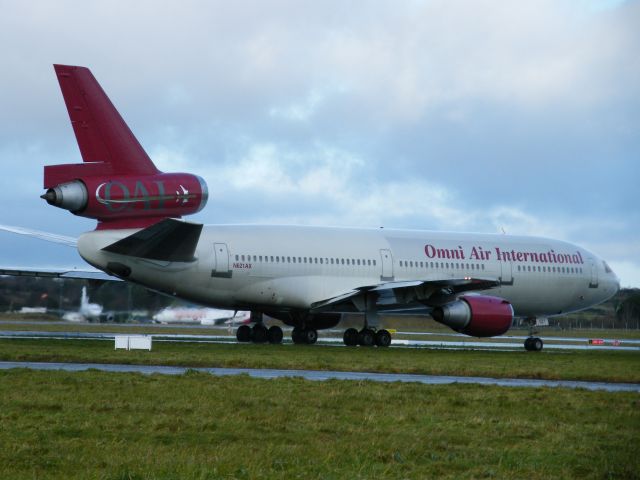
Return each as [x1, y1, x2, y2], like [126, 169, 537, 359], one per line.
[61, 286, 103, 322]
[153, 307, 250, 325]
[0, 64, 620, 351]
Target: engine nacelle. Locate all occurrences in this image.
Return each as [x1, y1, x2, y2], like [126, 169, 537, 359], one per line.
[431, 295, 513, 337]
[42, 172, 208, 228]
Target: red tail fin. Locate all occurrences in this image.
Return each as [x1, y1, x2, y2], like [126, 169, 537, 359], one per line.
[53, 64, 159, 175]
[43, 65, 208, 229]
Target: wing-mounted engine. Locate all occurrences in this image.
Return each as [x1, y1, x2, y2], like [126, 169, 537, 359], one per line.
[42, 64, 208, 229]
[432, 295, 513, 337]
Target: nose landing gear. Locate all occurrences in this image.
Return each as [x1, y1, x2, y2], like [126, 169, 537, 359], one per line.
[524, 317, 544, 351]
[524, 336, 543, 351]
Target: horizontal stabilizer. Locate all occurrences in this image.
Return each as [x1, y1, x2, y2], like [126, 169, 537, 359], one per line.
[0, 267, 118, 281]
[0, 224, 77, 247]
[102, 218, 203, 262]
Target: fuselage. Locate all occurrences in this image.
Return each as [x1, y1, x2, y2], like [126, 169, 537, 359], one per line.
[77, 224, 619, 320]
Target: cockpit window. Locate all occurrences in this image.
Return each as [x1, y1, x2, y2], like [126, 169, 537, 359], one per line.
[603, 261, 612, 273]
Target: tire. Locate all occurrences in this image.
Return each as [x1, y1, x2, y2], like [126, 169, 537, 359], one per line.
[375, 329, 392, 347]
[343, 328, 359, 346]
[532, 337, 543, 351]
[236, 325, 251, 342]
[267, 325, 283, 344]
[251, 324, 268, 343]
[302, 328, 318, 345]
[358, 328, 375, 347]
[524, 337, 533, 351]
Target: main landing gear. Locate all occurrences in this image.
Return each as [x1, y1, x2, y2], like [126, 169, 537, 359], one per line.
[291, 327, 318, 345]
[236, 312, 283, 344]
[524, 317, 543, 351]
[343, 328, 391, 347]
[342, 294, 392, 347]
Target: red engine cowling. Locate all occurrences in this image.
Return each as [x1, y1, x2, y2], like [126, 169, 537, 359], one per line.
[42, 172, 208, 229]
[431, 295, 513, 337]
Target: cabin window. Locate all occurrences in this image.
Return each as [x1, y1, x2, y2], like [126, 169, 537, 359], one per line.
[481, 264, 485, 270]
[373, 260, 376, 266]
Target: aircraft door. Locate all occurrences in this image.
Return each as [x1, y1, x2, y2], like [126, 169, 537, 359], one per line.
[211, 243, 232, 278]
[500, 258, 514, 286]
[589, 259, 598, 288]
[380, 249, 394, 281]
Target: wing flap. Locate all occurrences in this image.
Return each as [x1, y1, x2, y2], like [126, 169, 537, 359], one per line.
[310, 277, 500, 312]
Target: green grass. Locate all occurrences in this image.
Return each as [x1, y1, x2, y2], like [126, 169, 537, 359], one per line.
[1, 338, 639, 383]
[0, 369, 638, 479]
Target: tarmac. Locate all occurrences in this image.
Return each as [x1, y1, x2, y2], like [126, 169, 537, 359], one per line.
[1, 360, 638, 392]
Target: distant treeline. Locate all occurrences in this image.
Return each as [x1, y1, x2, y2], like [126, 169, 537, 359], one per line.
[0, 276, 638, 328]
[0, 276, 175, 315]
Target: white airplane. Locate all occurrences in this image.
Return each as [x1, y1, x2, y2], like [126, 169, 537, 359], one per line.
[62, 286, 103, 322]
[2, 64, 620, 351]
[153, 307, 250, 325]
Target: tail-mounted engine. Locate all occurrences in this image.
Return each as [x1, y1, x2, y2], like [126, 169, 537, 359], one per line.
[42, 168, 208, 229]
[431, 295, 513, 337]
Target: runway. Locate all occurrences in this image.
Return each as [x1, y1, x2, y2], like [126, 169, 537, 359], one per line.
[1, 328, 639, 351]
[1, 360, 638, 392]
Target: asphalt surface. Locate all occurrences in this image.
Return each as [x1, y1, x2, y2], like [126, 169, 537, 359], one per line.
[1, 328, 639, 351]
[1, 361, 638, 392]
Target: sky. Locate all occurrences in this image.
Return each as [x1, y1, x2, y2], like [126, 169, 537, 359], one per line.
[0, 0, 638, 287]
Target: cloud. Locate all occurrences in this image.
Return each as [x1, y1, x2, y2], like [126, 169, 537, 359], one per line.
[0, 0, 637, 286]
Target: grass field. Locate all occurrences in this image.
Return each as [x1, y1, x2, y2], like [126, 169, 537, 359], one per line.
[0, 369, 638, 479]
[1, 338, 639, 383]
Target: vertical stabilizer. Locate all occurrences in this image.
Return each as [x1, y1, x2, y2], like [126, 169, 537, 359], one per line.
[53, 64, 159, 176]
[43, 65, 208, 229]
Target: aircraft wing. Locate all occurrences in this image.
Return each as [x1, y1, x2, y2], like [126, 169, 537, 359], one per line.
[310, 277, 500, 313]
[0, 266, 119, 281]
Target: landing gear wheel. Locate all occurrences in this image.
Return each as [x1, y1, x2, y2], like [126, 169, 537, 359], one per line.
[292, 327, 304, 344]
[251, 324, 268, 343]
[375, 329, 392, 347]
[267, 325, 283, 344]
[236, 325, 251, 342]
[358, 328, 375, 347]
[343, 328, 359, 346]
[301, 328, 318, 345]
[524, 337, 543, 351]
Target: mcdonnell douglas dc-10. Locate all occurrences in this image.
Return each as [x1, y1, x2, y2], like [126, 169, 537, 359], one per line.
[0, 65, 620, 351]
